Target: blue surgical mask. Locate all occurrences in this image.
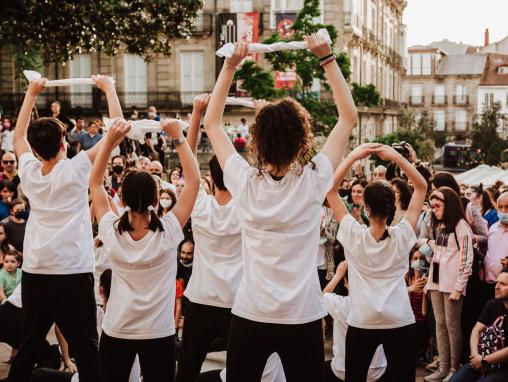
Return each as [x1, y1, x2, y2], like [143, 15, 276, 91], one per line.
[411, 260, 427, 270]
[498, 211, 508, 225]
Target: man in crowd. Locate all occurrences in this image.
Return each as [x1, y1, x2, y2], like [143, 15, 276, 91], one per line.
[0, 152, 20, 198]
[450, 269, 508, 381]
[135, 156, 150, 172]
[372, 165, 387, 181]
[149, 160, 174, 192]
[177, 239, 195, 288]
[237, 118, 249, 140]
[77, 121, 102, 152]
[66, 116, 85, 158]
[484, 192, 508, 297]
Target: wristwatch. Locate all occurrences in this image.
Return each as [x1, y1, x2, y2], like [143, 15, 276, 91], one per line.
[172, 136, 186, 146]
[481, 354, 489, 369]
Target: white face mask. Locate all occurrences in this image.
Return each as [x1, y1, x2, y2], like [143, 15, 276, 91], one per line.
[160, 199, 172, 209]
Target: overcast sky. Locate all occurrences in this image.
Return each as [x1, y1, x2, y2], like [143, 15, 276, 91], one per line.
[404, 0, 508, 47]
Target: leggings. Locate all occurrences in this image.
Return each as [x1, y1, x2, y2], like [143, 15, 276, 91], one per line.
[226, 315, 324, 382]
[100, 332, 175, 382]
[430, 291, 463, 371]
[345, 324, 416, 382]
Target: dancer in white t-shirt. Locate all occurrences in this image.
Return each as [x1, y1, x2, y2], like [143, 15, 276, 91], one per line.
[9, 75, 121, 382]
[326, 143, 427, 382]
[89, 118, 200, 381]
[202, 34, 358, 381]
[176, 94, 244, 381]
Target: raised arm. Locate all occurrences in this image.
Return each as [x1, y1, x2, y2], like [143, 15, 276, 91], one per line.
[326, 143, 382, 223]
[323, 261, 348, 294]
[376, 146, 427, 231]
[305, 35, 358, 169]
[187, 94, 210, 156]
[86, 75, 124, 163]
[13, 79, 47, 158]
[89, 119, 130, 223]
[203, 43, 248, 168]
[162, 119, 200, 228]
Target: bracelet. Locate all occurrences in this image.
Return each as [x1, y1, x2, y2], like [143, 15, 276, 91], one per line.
[225, 60, 238, 70]
[320, 55, 336, 67]
[319, 53, 334, 62]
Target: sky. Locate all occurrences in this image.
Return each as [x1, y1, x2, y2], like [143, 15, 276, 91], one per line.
[404, 0, 508, 47]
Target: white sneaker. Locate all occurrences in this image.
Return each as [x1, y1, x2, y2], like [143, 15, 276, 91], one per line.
[442, 370, 455, 382]
[424, 368, 449, 382]
[425, 356, 439, 372]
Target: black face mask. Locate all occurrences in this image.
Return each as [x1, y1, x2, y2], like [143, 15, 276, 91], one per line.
[112, 165, 124, 175]
[14, 211, 25, 219]
[339, 189, 349, 198]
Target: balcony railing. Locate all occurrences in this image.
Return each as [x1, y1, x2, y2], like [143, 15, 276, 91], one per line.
[192, 13, 213, 35]
[0, 91, 213, 115]
[452, 121, 470, 131]
[453, 95, 469, 105]
[409, 96, 424, 106]
[432, 95, 447, 105]
[382, 98, 402, 109]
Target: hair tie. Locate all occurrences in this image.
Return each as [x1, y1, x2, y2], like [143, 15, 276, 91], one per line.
[124, 206, 131, 212]
[147, 205, 155, 212]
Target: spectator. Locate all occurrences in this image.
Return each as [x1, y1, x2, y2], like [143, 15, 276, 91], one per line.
[347, 179, 369, 225]
[0, 223, 14, 268]
[169, 167, 181, 186]
[449, 269, 508, 382]
[177, 239, 195, 288]
[0, 152, 20, 198]
[237, 118, 249, 139]
[466, 185, 499, 227]
[66, 116, 85, 158]
[4, 199, 27, 253]
[372, 165, 387, 181]
[109, 155, 126, 194]
[148, 160, 175, 192]
[176, 178, 186, 199]
[1, 117, 15, 153]
[0, 179, 13, 220]
[78, 121, 102, 152]
[391, 177, 412, 225]
[484, 192, 508, 297]
[233, 133, 247, 152]
[425, 187, 474, 382]
[0, 251, 21, 302]
[157, 189, 177, 218]
[50, 101, 75, 132]
[135, 156, 150, 172]
[147, 106, 160, 121]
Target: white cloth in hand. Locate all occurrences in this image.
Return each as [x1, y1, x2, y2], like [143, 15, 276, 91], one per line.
[102, 118, 189, 144]
[216, 28, 331, 58]
[225, 97, 255, 108]
[23, 70, 114, 87]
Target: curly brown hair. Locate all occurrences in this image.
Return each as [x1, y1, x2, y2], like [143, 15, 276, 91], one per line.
[249, 97, 315, 174]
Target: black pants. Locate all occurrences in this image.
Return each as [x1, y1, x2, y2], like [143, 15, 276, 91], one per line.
[226, 314, 324, 382]
[176, 301, 232, 382]
[198, 369, 222, 382]
[0, 301, 23, 348]
[100, 332, 176, 382]
[8, 272, 100, 382]
[345, 324, 416, 382]
[30, 368, 73, 382]
[323, 360, 343, 382]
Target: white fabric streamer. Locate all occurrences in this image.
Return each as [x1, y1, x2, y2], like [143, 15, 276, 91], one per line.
[216, 28, 332, 58]
[23, 70, 114, 87]
[102, 117, 189, 144]
[225, 97, 255, 108]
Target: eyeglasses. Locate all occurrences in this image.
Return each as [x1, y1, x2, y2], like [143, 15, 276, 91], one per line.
[2, 160, 15, 165]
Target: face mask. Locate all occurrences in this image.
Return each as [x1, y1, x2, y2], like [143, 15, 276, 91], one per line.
[14, 211, 25, 219]
[498, 211, 508, 225]
[3, 123, 11, 129]
[147, 112, 156, 118]
[180, 259, 193, 267]
[112, 165, 124, 174]
[160, 199, 172, 209]
[411, 260, 427, 270]
[339, 189, 349, 198]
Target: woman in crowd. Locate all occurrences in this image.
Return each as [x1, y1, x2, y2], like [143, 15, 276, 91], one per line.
[466, 184, 499, 227]
[347, 179, 369, 225]
[424, 187, 474, 382]
[4, 199, 27, 253]
[327, 143, 427, 382]
[89, 118, 200, 381]
[157, 189, 177, 218]
[0, 223, 14, 268]
[170, 167, 181, 186]
[391, 177, 412, 226]
[203, 34, 358, 381]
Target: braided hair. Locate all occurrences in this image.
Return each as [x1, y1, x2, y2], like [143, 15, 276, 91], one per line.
[363, 181, 397, 225]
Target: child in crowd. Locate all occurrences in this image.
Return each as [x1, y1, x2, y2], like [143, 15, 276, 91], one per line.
[0, 251, 21, 302]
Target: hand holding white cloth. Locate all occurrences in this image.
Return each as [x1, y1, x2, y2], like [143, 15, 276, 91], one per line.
[216, 28, 332, 58]
[225, 97, 255, 108]
[103, 118, 189, 144]
[23, 70, 114, 87]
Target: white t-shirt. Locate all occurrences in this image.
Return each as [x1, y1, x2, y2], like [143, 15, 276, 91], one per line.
[94, 241, 110, 303]
[19, 151, 94, 274]
[223, 153, 333, 324]
[337, 214, 417, 329]
[220, 353, 286, 382]
[99, 211, 183, 339]
[5, 282, 22, 308]
[185, 186, 242, 308]
[323, 293, 387, 381]
[1, 130, 14, 152]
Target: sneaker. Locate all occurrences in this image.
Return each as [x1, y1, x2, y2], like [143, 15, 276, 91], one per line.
[424, 368, 449, 382]
[426, 356, 439, 372]
[442, 370, 455, 382]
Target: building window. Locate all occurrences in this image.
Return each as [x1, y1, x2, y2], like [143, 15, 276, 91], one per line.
[270, 0, 303, 28]
[371, 1, 376, 33]
[433, 85, 445, 104]
[181, 51, 204, 93]
[434, 110, 445, 131]
[69, 54, 92, 107]
[123, 54, 147, 107]
[230, 0, 253, 12]
[411, 54, 421, 76]
[410, 85, 423, 105]
[498, 66, 508, 74]
[422, 54, 431, 75]
[454, 110, 467, 131]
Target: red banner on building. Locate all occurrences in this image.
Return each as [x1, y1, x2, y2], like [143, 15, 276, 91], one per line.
[237, 12, 260, 63]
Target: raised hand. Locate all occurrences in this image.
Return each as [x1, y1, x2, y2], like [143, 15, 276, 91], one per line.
[193, 93, 211, 115]
[304, 34, 332, 59]
[105, 118, 130, 146]
[335, 260, 348, 278]
[161, 118, 183, 139]
[92, 75, 115, 93]
[348, 143, 383, 161]
[225, 42, 249, 68]
[27, 79, 47, 97]
[375, 145, 402, 162]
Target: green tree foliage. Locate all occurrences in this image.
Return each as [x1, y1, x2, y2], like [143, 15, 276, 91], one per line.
[0, 0, 203, 71]
[470, 102, 508, 165]
[351, 83, 380, 107]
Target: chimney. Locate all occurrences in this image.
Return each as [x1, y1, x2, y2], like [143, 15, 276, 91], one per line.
[485, 28, 490, 47]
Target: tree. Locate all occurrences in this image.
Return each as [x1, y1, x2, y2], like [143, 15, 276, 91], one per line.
[351, 83, 380, 107]
[0, 1, 203, 73]
[471, 102, 508, 165]
[234, 0, 358, 135]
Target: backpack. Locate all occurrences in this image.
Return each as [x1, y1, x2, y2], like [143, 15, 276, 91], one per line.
[478, 315, 505, 370]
